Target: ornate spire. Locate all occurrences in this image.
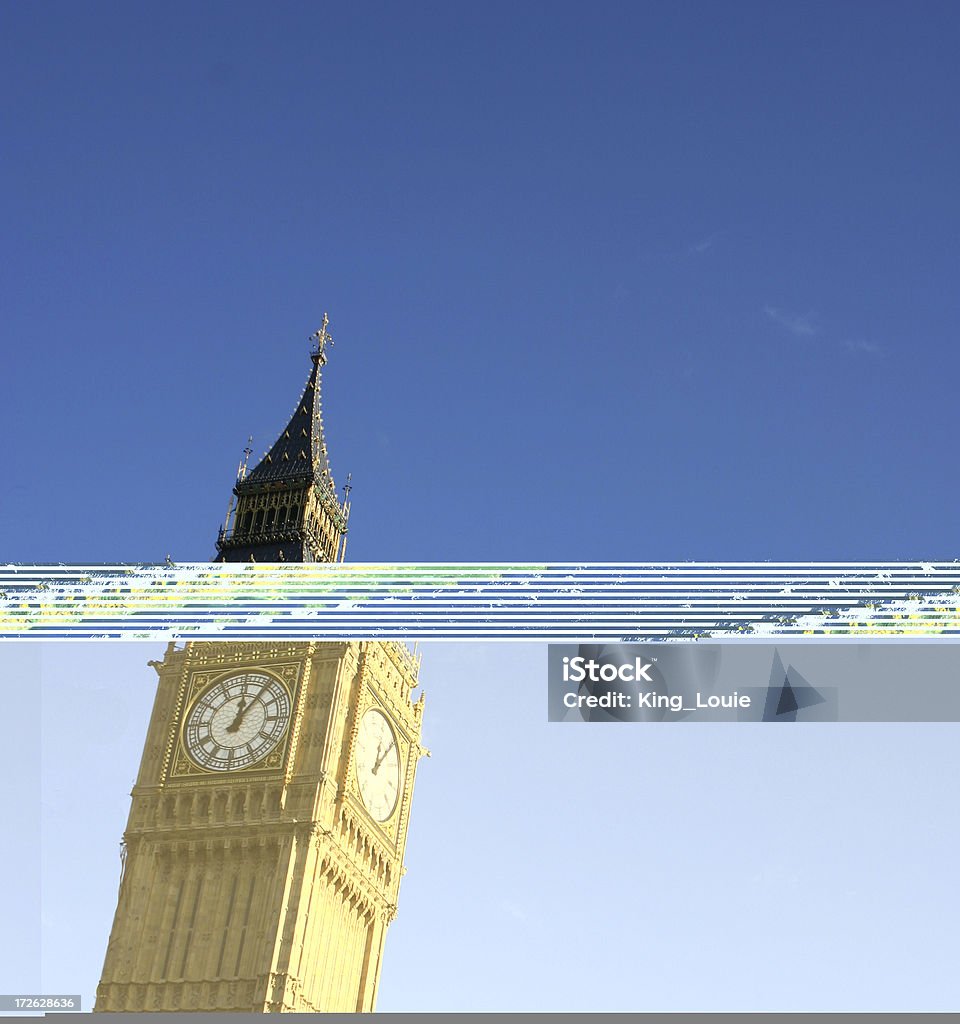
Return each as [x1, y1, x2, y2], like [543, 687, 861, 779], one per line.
[215, 320, 350, 563]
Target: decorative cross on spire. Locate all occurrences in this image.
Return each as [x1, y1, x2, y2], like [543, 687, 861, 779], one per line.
[310, 313, 334, 364]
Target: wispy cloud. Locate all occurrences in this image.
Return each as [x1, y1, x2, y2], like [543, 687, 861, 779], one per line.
[762, 305, 885, 356]
[639, 232, 722, 263]
[686, 234, 717, 256]
[763, 305, 819, 338]
[500, 899, 529, 923]
[844, 338, 882, 355]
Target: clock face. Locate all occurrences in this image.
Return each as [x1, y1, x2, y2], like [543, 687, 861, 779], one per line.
[183, 672, 291, 772]
[354, 708, 401, 821]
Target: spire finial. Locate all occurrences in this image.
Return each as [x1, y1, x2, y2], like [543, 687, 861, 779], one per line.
[237, 435, 254, 481]
[310, 313, 334, 365]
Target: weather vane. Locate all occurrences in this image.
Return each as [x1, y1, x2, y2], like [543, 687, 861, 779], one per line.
[310, 313, 334, 364]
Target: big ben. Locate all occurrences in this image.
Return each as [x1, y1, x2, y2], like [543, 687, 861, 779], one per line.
[95, 320, 427, 1013]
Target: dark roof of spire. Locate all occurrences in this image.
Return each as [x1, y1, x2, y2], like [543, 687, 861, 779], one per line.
[242, 353, 336, 491]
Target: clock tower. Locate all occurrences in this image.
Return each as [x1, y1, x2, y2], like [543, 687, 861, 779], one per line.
[95, 324, 427, 1013]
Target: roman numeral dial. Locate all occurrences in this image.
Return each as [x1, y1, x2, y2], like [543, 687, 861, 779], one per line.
[183, 671, 291, 772]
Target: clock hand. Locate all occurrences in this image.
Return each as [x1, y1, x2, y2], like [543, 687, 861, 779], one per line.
[225, 681, 274, 733]
[225, 696, 248, 734]
[372, 740, 396, 775]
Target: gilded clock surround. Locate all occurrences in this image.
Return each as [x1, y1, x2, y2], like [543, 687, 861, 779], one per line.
[171, 663, 301, 779]
[181, 671, 292, 773]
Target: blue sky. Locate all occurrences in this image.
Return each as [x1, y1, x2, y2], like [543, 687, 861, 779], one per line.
[3, 1, 959, 562]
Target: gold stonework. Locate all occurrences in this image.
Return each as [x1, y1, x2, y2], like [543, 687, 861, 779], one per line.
[95, 640, 426, 1013]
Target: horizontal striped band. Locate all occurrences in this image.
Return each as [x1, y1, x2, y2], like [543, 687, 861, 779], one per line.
[2, 563, 959, 639]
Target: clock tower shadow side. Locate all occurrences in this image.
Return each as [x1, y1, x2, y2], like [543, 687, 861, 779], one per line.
[94, 639, 426, 1013]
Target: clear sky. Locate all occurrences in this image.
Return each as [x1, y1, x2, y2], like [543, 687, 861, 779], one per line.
[1, 640, 957, 1013]
[3, 1, 960, 562]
